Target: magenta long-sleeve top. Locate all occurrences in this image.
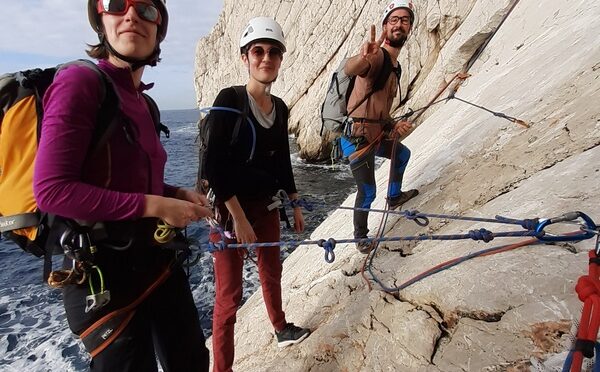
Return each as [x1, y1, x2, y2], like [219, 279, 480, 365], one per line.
[33, 59, 177, 222]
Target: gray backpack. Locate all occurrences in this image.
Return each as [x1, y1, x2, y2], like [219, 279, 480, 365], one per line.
[320, 47, 398, 137]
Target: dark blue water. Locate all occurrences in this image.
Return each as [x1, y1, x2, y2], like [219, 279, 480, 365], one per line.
[0, 108, 355, 370]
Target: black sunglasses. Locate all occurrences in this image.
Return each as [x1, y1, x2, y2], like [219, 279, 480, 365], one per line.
[249, 46, 283, 59]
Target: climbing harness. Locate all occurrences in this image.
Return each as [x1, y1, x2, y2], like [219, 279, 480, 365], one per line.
[79, 246, 192, 358]
[48, 225, 99, 289]
[43, 217, 201, 359]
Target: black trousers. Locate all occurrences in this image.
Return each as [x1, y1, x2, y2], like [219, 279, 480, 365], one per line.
[349, 140, 411, 238]
[63, 247, 209, 372]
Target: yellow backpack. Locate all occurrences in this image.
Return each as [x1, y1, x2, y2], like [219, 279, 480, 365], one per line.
[0, 60, 165, 277]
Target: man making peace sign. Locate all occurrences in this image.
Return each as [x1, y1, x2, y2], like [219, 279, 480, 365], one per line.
[342, 0, 419, 253]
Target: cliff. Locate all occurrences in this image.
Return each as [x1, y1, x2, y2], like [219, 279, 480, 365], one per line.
[194, 0, 600, 370]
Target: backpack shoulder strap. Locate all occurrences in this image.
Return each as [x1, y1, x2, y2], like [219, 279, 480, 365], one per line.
[142, 93, 170, 138]
[230, 85, 249, 146]
[373, 47, 393, 91]
[391, 58, 407, 110]
[273, 96, 288, 125]
[56, 60, 121, 159]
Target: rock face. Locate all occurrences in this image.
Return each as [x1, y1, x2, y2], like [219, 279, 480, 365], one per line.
[195, 0, 600, 370]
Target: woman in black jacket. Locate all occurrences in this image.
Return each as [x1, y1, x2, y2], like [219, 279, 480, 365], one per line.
[204, 16, 311, 372]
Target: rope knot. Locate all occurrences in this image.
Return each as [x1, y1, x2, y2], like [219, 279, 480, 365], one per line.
[468, 228, 494, 242]
[521, 218, 539, 231]
[209, 241, 225, 252]
[318, 238, 336, 263]
[402, 210, 429, 226]
[575, 275, 600, 302]
[290, 198, 314, 211]
[404, 210, 419, 219]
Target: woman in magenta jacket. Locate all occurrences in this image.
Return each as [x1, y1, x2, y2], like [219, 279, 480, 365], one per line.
[33, 1, 211, 370]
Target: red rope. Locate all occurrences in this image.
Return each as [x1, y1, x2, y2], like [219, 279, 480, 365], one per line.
[570, 250, 600, 372]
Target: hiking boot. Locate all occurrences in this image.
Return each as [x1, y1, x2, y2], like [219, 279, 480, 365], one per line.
[356, 240, 372, 254]
[387, 189, 419, 210]
[276, 323, 310, 348]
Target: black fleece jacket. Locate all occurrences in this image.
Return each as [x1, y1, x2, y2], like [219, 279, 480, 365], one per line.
[204, 86, 297, 203]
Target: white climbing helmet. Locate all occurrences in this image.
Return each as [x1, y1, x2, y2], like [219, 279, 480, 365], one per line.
[381, 0, 416, 26]
[239, 17, 286, 52]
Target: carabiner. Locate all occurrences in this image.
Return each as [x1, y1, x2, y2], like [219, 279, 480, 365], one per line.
[85, 266, 110, 313]
[535, 211, 597, 242]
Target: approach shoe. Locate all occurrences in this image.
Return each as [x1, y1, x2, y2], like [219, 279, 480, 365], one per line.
[387, 189, 419, 210]
[276, 323, 310, 348]
[356, 240, 372, 254]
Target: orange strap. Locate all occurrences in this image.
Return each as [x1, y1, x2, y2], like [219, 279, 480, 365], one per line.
[80, 264, 175, 358]
[348, 131, 385, 163]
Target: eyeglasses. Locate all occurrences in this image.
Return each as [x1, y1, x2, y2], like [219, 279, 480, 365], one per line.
[97, 0, 162, 25]
[249, 46, 283, 59]
[387, 16, 411, 26]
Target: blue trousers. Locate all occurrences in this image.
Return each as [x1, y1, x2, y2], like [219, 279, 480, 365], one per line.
[341, 136, 411, 238]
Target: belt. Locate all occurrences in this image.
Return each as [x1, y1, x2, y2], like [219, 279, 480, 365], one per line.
[350, 117, 386, 124]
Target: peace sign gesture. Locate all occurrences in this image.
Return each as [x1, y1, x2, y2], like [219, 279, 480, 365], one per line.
[361, 24, 385, 59]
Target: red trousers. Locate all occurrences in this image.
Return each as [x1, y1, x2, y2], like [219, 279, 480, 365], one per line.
[210, 201, 287, 372]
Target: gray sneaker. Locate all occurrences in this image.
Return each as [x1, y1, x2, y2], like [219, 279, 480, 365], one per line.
[276, 323, 310, 348]
[387, 189, 419, 210]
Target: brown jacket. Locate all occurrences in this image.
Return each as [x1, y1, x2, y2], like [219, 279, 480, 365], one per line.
[347, 48, 398, 143]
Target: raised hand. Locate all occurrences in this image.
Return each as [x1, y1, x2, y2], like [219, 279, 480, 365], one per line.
[361, 24, 385, 59]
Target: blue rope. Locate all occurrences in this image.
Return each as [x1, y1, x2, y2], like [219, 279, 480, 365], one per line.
[199, 106, 257, 161]
[207, 229, 543, 252]
[352, 207, 540, 229]
[206, 211, 597, 266]
[286, 197, 544, 230]
[289, 198, 314, 211]
[562, 350, 574, 372]
[596, 343, 600, 372]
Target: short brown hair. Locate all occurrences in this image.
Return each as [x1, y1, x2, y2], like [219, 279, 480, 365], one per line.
[86, 42, 109, 60]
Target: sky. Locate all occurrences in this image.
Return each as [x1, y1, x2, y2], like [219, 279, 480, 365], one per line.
[0, 0, 223, 110]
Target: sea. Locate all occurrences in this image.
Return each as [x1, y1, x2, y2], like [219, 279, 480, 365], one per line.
[0, 109, 356, 371]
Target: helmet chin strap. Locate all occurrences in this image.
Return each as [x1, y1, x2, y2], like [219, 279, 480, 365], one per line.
[101, 34, 159, 71]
